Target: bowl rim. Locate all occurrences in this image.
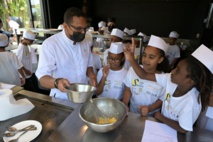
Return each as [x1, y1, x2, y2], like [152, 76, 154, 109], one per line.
[65, 83, 97, 93]
[79, 98, 128, 126]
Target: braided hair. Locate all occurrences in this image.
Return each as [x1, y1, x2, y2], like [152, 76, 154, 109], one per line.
[185, 56, 213, 111]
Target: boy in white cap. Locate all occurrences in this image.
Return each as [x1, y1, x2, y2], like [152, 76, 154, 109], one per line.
[16, 30, 37, 91]
[0, 33, 25, 86]
[96, 42, 127, 100]
[166, 31, 180, 71]
[123, 35, 169, 115]
[124, 41, 213, 133]
[103, 28, 124, 66]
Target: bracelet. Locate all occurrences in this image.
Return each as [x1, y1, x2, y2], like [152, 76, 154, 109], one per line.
[54, 78, 63, 89]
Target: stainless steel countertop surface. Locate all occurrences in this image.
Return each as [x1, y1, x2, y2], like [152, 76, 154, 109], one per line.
[46, 105, 213, 142]
[2, 87, 213, 142]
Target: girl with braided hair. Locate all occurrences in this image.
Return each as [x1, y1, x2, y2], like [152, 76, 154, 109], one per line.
[123, 41, 213, 133]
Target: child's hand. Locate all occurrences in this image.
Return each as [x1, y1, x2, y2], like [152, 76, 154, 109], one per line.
[123, 38, 135, 61]
[102, 65, 110, 78]
[154, 111, 162, 120]
[139, 106, 149, 116]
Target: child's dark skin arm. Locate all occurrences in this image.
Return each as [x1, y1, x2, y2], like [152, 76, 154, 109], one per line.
[96, 66, 109, 95]
[122, 86, 132, 111]
[154, 112, 187, 133]
[123, 38, 156, 81]
[139, 99, 162, 116]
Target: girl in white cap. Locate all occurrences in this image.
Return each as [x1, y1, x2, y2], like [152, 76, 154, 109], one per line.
[123, 35, 169, 116]
[96, 42, 127, 100]
[0, 33, 25, 86]
[16, 30, 37, 91]
[124, 41, 213, 133]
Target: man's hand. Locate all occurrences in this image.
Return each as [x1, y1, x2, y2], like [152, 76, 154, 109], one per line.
[57, 78, 70, 92]
[21, 78, 26, 86]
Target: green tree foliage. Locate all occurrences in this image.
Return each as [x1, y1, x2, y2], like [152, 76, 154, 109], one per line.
[0, 0, 30, 30]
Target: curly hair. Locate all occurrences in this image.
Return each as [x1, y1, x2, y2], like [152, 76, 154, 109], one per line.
[64, 7, 86, 24]
[185, 56, 213, 111]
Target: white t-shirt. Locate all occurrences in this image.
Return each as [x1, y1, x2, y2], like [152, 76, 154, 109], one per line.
[92, 53, 102, 74]
[0, 52, 23, 86]
[155, 73, 201, 131]
[36, 30, 93, 100]
[166, 44, 180, 65]
[8, 20, 20, 34]
[16, 43, 32, 78]
[124, 66, 164, 114]
[97, 68, 127, 100]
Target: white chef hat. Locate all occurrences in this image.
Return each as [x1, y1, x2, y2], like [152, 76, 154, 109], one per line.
[124, 28, 130, 34]
[191, 44, 213, 74]
[98, 21, 106, 28]
[23, 30, 35, 40]
[169, 31, 179, 39]
[109, 42, 124, 54]
[130, 29, 136, 35]
[111, 28, 124, 39]
[0, 89, 34, 121]
[148, 35, 168, 54]
[88, 27, 94, 32]
[138, 32, 148, 42]
[0, 34, 9, 47]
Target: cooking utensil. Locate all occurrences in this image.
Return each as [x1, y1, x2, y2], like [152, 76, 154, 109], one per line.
[8, 130, 29, 142]
[4, 125, 37, 137]
[84, 98, 108, 123]
[79, 98, 127, 133]
[65, 84, 96, 103]
[7, 124, 34, 132]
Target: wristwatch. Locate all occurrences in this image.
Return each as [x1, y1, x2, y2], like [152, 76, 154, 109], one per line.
[54, 78, 63, 89]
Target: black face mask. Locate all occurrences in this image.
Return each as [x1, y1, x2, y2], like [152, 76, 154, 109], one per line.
[70, 31, 85, 42]
[108, 26, 115, 32]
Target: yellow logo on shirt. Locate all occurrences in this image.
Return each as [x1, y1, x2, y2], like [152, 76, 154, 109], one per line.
[165, 93, 171, 101]
[132, 79, 139, 86]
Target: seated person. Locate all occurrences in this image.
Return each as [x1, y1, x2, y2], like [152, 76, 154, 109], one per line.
[0, 34, 25, 86]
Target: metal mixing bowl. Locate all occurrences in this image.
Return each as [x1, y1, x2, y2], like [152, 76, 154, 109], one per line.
[79, 98, 127, 133]
[65, 84, 96, 103]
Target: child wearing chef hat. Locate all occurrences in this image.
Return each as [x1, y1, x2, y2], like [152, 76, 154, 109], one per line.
[0, 33, 25, 86]
[166, 31, 180, 72]
[16, 30, 38, 91]
[123, 35, 169, 115]
[103, 28, 124, 66]
[123, 42, 213, 133]
[96, 42, 127, 100]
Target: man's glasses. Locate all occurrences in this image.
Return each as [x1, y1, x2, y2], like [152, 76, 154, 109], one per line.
[107, 57, 122, 63]
[68, 24, 89, 33]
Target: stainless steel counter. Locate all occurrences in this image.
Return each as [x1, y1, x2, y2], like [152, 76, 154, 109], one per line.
[0, 90, 79, 142]
[1, 89, 212, 142]
[46, 105, 213, 142]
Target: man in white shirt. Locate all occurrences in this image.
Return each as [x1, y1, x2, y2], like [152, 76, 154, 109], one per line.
[36, 7, 97, 100]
